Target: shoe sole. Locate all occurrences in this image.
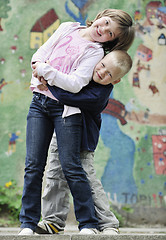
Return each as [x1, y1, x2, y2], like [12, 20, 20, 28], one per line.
[35, 223, 64, 235]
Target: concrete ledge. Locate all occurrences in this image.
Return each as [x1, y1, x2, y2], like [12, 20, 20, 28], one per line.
[72, 234, 166, 240]
[0, 236, 71, 240]
[0, 234, 166, 240]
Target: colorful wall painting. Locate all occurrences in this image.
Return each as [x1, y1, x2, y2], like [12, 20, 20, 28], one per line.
[0, 0, 166, 223]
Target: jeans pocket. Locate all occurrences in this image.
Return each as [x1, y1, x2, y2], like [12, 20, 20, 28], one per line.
[32, 92, 41, 101]
[31, 92, 46, 108]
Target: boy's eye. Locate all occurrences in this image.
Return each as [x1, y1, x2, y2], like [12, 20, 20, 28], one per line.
[108, 73, 112, 77]
[101, 63, 105, 67]
[109, 32, 112, 37]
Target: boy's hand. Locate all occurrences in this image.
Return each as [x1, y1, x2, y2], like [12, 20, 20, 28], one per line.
[37, 76, 48, 91]
[37, 84, 48, 91]
[39, 76, 47, 86]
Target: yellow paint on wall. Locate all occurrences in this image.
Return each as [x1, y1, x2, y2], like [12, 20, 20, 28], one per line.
[43, 19, 60, 43]
[30, 19, 60, 49]
[30, 32, 43, 49]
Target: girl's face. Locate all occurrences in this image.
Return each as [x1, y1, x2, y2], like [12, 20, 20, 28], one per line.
[89, 16, 120, 43]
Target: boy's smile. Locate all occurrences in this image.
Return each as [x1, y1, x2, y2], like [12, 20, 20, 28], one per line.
[93, 53, 121, 85]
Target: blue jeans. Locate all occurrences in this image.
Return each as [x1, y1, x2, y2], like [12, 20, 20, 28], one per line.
[19, 92, 98, 231]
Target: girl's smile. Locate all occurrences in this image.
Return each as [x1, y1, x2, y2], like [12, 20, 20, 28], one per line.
[90, 17, 120, 43]
[79, 17, 120, 43]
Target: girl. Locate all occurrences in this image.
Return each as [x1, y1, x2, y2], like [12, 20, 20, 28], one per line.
[19, 9, 135, 235]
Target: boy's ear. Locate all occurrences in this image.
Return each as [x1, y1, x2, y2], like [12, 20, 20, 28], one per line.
[113, 78, 121, 85]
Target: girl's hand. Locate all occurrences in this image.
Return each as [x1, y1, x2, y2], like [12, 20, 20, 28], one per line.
[32, 63, 39, 78]
[32, 61, 48, 84]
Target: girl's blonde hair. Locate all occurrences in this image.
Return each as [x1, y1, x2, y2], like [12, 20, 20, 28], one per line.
[87, 9, 135, 53]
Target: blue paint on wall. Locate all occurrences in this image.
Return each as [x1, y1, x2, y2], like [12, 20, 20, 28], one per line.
[65, 0, 88, 25]
[71, 0, 89, 9]
[101, 112, 137, 204]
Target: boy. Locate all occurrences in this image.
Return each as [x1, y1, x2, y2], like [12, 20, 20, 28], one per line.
[35, 50, 132, 235]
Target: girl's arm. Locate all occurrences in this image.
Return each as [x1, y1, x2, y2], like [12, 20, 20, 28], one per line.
[33, 47, 104, 93]
[30, 23, 69, 87]
[31, 22, 72, 64]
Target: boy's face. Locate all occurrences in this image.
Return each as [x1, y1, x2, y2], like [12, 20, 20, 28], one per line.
[93, 54, 121, 85]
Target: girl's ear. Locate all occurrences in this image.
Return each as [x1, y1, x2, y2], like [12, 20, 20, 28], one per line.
[113, 78, 121, 85]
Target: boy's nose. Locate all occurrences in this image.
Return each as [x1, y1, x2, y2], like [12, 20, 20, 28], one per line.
[100, 69, 105, 77]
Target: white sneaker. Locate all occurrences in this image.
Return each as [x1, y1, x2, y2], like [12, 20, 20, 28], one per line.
[79, 228, 98, 234]
[101, 227, 119, 235]
[18, 228, 34, 235]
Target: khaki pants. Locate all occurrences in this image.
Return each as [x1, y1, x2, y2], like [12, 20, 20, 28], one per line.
[42, 133, 119, 231]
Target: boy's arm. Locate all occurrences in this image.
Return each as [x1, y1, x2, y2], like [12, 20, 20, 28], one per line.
[48, 81, 113, 113]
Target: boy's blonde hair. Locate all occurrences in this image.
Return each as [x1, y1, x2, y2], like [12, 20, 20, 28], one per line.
[108, 50, 132, 78]
[87, 9, 135, 53]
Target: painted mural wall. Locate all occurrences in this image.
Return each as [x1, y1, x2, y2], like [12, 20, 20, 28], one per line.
[0, 0, 166, 223]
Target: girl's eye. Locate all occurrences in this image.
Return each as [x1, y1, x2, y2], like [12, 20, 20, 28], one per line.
[110, 32, 112, 37]
[105, 20, 109, 25]
[101, 63, 105, 67]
